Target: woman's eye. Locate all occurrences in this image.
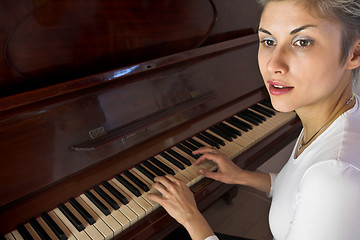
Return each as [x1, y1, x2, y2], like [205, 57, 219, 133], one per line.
[293, 39, 313, 48]
[261, 39, 276, 47]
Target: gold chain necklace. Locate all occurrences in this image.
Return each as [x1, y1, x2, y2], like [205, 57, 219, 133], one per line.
[297, 94, 355, 151]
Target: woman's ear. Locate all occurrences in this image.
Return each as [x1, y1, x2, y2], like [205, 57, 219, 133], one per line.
[347, 39, 360, 70]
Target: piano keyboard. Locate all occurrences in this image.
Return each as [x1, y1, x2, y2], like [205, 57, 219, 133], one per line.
[4, 100, 297, 240]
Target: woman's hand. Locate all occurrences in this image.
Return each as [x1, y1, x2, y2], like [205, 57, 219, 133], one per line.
[194, 147, 272, 193]
[147, 174, 198, 226]
[193, 147, 247, 185]
[147, 175, 214, 240]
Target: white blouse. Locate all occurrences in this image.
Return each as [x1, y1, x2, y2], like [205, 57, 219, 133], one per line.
[269, 94, 360, 240]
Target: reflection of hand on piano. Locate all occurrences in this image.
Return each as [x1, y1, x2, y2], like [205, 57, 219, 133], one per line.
[148, 175, 215, 240]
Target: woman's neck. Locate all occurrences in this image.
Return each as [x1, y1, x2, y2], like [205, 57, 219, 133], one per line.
[294, 85, 354, 157]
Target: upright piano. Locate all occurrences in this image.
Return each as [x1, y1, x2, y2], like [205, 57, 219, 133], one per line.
[0, 1, 301, 239]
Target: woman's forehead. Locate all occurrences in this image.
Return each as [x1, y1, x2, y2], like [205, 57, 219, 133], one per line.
[259, 1, 341, 35]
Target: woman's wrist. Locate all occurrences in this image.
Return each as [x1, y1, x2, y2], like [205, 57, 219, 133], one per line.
[183, 211, 214, 240]
[235, 170, 271, 193]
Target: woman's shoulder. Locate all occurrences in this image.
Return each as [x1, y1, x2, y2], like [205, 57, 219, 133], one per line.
[299, 160, 360, 195]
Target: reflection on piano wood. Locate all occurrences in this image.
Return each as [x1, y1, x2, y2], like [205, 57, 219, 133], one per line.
[0, 4, 301, 236]
[3, 100, 297, 240]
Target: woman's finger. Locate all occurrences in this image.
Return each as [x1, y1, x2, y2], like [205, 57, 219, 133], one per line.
[151, 181, 169, 197]
[192, 147, 217, 155]
[195, 152, 225, 166]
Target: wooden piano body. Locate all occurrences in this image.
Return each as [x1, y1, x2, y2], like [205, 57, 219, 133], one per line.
[0, 1, 301, 239]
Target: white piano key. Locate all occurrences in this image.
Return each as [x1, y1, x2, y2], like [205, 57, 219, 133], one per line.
[120, 173, 159, 209]
[64, 202, 105, 240]
[80, 193, 122, 236]
[75, 196, 113, 240]
[204, 129, 243, 157]
[98, 185, 138, 225]
[53, 208, 91, 240]
[110, 178, 154, 215]
[9, 230, 23, 240]
[36, 216, 61, 240]
[192, 136, 231, 156]
[48, 210, 76, 240]
[154, 155, 195, 186]
[233, 116, 265, 138]
[105, 180, 146, 221]
[4, 232, 16, 240]
[24, 223, 41, 240]
[89, 189, 131, 231]
[172, 146, 217, 172]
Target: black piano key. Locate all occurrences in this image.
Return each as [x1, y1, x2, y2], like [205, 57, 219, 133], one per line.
[102, 181, 129, 205]
[69, 197, 96, 225]
[182, 141, 198, 151]
[16, 224, 34, 240]
[201, 131, 226, 146]
[29, 218, 51, 240]
[227, 117, 252, 130]
[176, 143, 199, 159]
[237, 112, 259, 125]
[166, 149, 192, 166]
[84, 190, 111, 215]
[195, 133, 220, 149]
[135, 164, 156, 181]
[115, 175, 141, 197]
[214, 124, 237, 139]
[41, 212, 67, 240]
[143, 160, 166, 177]
[260, 99, 274, 109]
[218, 122, 242, 136]
[159, 152, 185, 170]
[94, 185, 120, 210]
[58, 203, 85, 232]
[251, 104, 275, 117]
[187, 138, 205, 148]
[244, 109, 266, 122]
[149, 157, 175, 175]
[124, 170, 150, 192]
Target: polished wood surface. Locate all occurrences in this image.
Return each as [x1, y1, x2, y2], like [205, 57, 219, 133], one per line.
[0, 1, 301, 238]
[0, 0, 261, 97]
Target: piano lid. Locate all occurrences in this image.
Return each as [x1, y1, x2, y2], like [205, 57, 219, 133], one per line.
[0, 0, 261, 97]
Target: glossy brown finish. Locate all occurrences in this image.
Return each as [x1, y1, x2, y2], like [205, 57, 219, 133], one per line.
[0, 1, 300, 238]
[0, 0, 261, 97]
[0, 33, 269, 232]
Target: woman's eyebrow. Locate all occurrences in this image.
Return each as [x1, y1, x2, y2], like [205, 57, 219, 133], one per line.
[290, 24, 317, 34]
[258, 24, 317, 36]
[258, 28, 272, 35]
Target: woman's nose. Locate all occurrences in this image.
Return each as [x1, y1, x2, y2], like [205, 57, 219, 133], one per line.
[266, 47, 289, 74]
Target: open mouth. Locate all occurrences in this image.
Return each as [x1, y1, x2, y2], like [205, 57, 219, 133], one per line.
[268, 82, 294, 95]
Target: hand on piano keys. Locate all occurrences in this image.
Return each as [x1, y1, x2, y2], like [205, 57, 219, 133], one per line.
[148, 174, 215, 240]
[4, 100, 297, 240]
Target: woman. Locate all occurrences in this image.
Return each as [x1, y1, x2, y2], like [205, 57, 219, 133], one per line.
[148, 0, 360, 239]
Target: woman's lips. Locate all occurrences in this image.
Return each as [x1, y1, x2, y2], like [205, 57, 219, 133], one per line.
[267, 81, 294, 96]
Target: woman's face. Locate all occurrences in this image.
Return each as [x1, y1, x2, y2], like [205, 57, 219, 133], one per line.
[258, 1, 351, 112]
